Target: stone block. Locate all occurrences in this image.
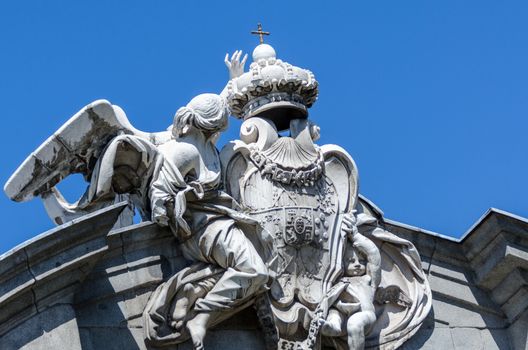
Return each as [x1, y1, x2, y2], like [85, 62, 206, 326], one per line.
[0, 266, 34, 308]
[79, 327, 145, 350]
[429, 274, 501, 314]
[492, 268, 528, 306]
[76, 295, 130, 328]
[432, 238, 468, 267]
[0, 246, 29, 285]
[177, 330, 266, 350]
[463, 213, 501, 261]
[120, 288, 155, 321]
[0, 291, 37, 336]
[480, 328, 512, 350]
[28, 237, 107, 279]
[74, 265, 128, 304]
[508, 310, 528, 350]
[472, 234, 528, 290]
[401, 326, 454, 350]
[428, 258, 473, 285]
[0, 304, 81, 350]
[105, 258, 164, 294]
[502, 286, 528, 322]
[23, 203, 125, 266]
[451, 327, 482, 350]
[114, 221, 169, 248]
[432, 296, 507, 329]
[124, 256, 166, 286]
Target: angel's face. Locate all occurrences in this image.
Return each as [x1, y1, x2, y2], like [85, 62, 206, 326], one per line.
[344, 246, 367, 277]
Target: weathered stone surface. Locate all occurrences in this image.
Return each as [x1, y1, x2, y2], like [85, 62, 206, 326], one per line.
[0, 304, 82, 350]
[431, 296, 506, 329]
[401, 326, 454, 350]
[492, 268, 528, 306]
[428, 274, 500, 313]
[451, 327, 486, 350]
[428, 258, 473, 284]
[502, 287, 528, 323]
[509, 310, 528, 350]
[0, 201, 527, 349]
[481, 329, 513, 350]
[0, 203, 126, 340]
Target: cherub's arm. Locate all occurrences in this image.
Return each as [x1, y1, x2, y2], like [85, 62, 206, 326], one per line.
[342, 214, 382, 289]
[353, 233, 381, 289]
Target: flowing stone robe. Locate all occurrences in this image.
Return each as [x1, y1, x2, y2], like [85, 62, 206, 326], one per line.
[143, 138, 271, 346]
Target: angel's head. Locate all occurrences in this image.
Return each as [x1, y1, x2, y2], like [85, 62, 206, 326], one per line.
[343, 243, 367, 277]
[173, 93, 228, 142]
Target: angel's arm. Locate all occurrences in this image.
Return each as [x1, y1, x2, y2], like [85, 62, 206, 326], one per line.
[220, 50, 248, 99]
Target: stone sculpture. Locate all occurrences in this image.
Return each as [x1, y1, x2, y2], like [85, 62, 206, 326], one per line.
[319, 214, 381, 349]
[220, 38, 431, 349]
[4, 26, 432, 350]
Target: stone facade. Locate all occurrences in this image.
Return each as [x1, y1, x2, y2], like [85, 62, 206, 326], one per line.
[0, 202, 526, 349]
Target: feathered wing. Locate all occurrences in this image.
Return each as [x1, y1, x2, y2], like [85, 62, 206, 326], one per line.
[4, 100, 171, 203]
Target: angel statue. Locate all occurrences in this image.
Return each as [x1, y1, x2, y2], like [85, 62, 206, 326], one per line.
[4, 51, 271, 350]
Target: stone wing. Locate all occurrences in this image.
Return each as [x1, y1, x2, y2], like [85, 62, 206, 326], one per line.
[4, 99, 171, 202]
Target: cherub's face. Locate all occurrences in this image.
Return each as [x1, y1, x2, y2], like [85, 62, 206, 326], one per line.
[344, 246, 367, 277]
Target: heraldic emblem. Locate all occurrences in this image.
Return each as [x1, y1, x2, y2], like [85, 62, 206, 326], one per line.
[4, 24, 431, 350]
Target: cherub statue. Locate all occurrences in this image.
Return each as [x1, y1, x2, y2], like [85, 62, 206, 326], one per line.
[320, 214, 381, 350]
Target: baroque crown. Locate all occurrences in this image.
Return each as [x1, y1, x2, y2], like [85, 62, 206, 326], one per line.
[226, 43, 318, 130]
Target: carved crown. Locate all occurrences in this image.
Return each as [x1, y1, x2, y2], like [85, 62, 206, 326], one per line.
[226, 44, 318, 130]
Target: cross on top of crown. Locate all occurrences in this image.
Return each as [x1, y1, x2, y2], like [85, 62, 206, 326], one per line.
[251, 23, 270, 44]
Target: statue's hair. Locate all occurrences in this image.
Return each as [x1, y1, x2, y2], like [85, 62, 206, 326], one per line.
[173, 93, 228, 138]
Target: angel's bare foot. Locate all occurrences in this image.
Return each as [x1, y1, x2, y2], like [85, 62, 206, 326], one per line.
[186, 312, 210, 350]
[171, 296, 190, 329]
[171, 283, 204, 330]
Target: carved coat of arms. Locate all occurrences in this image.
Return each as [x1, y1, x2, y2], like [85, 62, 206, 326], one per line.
[4, 27, 431, 350]
[220, 40, 432, 349]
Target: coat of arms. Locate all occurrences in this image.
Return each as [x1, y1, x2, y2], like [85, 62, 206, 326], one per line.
[4, 25, 431, 350]
[220, 33, 431, 349]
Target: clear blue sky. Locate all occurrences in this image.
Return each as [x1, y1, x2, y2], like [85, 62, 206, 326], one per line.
[1, 1, 527, 254]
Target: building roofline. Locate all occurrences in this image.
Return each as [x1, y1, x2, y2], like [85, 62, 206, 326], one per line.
[383, 218, 460, 242]
[385, 207, 528, 243]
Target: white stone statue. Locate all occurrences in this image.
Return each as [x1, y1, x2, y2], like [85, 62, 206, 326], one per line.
[319, 214, 381, 350]
[4, 27, 432, 350]
[4, 51, 272, 350]
[144, 93, 270, 350]
[221, 40, 431, 349]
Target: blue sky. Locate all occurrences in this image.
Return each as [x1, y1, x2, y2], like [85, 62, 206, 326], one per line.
[1, 1, 527, 254]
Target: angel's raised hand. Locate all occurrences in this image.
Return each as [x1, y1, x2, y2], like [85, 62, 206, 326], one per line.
[224, 50, 248, 79]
